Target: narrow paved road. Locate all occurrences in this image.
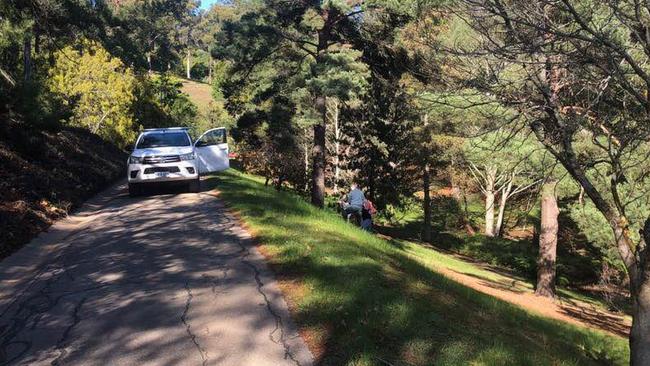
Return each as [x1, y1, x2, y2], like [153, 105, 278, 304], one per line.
[0, 182, 313, 365]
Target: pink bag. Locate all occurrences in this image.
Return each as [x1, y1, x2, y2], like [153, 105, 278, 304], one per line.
[363, 200, 377, 215]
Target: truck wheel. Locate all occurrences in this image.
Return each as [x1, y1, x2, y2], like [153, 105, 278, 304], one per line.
[128, 183, 141, 197]
[188, 178, 200, 193]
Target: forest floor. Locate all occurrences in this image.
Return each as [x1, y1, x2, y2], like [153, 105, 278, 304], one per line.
[0, 115, 126, 259]
[379, 234, 631, 337]
[376, 195, 633, 319]
[213, 169, 629, 365]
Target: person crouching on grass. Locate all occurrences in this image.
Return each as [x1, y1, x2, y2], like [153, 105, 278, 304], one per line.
[339, 182, 365, 222]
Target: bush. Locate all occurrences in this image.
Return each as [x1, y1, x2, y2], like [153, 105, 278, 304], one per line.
[48, 40, 138, 147]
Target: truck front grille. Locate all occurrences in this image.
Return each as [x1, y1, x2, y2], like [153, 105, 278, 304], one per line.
[143, 166, 181, 174]
[142, 155, 181, 164]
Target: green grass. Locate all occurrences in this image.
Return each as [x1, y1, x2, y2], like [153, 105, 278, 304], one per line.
[211, 170, 629, 366]
[391, 236, 626, 314]
[375, 197, 628, 315]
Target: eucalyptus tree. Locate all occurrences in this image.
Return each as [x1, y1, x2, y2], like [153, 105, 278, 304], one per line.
[465, 133, 545, 237]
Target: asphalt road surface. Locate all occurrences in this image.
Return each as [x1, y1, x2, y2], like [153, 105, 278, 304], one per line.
[0, 181, 313, 366]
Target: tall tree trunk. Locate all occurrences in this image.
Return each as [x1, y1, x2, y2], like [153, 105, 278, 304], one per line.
[631, 279, 650, 365]
[495, 181, 513, 237]
[495, 192, 507, 237]
[333, 100, 340, 194]
[422, 163, 432, 242]
[535, 180, 559, 298]
[304, 144, 309, 192]
[23, 35, 31, 82]
[630, 219, 650, 365]
[480, 165, 498, 237]
[311, 96, 326, 208]
[147, 54, 152, 73]
[186, 49, 191, 79]
[485, 190, 496, 237]
[208, 57, 213, 85]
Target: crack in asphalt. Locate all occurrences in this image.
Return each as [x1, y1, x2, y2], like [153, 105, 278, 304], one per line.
[51, 297, 86, 366]
[1, 190, 310, 365]
[0, 198, 151, 320]
[0, 270, 65, 364]
[0, 198, 154, 365]
[201, 266, 230, 296]
[181, 283, 208, 366]
[231, 231, 302, 366]
[197, 196, 304, 366]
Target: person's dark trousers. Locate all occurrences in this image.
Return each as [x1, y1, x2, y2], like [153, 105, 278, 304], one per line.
[343, 206, 362, 221]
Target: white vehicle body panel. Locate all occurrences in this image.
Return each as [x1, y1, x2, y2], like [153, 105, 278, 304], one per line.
[195, 128, 230, 174]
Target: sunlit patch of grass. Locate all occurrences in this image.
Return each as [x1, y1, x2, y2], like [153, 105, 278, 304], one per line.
[178, 77, 214, 114]
[211, 169, 629, 366]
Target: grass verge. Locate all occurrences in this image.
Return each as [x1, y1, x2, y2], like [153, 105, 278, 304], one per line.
[213, 169, 629, 366]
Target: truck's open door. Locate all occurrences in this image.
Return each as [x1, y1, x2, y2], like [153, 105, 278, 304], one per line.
[195, 128, 229, 174]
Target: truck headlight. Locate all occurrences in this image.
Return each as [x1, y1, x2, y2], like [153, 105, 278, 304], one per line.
[180, 152, 196, 161]
[129, 156, 143, 164]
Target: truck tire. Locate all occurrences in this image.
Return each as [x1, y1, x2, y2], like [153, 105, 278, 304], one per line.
[188, 178, 200, 193]
[128, 183, 142, 197]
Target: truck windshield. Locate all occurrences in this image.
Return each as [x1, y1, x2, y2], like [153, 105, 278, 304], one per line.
[136, 132, 191, 149]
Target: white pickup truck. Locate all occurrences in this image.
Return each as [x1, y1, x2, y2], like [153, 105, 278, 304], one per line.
[126, 127, 229, 196]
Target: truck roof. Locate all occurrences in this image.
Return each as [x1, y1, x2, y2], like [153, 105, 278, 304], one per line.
[142, 127, 190, 133]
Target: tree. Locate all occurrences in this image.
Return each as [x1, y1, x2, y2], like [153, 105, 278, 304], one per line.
[173, 0, 200, 79]
[468, 161, 500, 237]
[450, 1, 650, 362]
[535, 178, 560, 298]
[48, 41, 137, 147]
[111, 0, 192, 72]
[465, 133, 542, 237]
[214, 0, 417, 207]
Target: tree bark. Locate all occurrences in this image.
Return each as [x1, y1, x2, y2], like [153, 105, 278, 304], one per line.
[311, 96, 327, 208]
[630, 219, 650, 365]
[333, 100, 340, 194]
[186, 49, 191, 79]
[0, 67, 16, 88]
[495, 181, 513, 237]
[535, 180, 559, 298]
[631, 279, 650, 365]
[309, 15, 331, 208]
[485, 190, 496, 237]
[450, 178, 462, 201]
[422, 163, 432, 242]
[208, 57, 213, 85]
[304, 144, 309, 192]
[23, 35, 31, 82]
[147, 54, 152, 73]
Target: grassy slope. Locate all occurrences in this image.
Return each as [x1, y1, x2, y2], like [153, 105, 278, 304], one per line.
[214, 170, 629, 366]
[377, 202, 628, 315]
[179, 77, 214, 114]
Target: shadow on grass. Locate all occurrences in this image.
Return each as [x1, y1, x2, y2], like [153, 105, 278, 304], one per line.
[377, 216, 606, 288]
[210, 170, 629, 366]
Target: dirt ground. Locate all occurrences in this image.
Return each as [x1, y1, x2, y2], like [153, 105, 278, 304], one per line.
[0, 116, 126, 259]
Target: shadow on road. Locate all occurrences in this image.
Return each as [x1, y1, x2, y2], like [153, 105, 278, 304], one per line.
[0, 181, 308, 366]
